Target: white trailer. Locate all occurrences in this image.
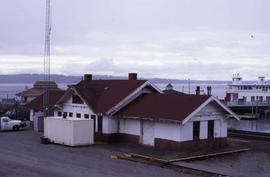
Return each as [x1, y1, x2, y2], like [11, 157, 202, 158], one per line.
[44, 117, 94, 146]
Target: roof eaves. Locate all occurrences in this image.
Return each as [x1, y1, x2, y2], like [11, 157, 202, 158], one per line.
[117, 115, 182, 124]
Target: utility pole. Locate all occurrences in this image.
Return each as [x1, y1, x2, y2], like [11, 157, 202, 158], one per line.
[43, 0, 51, 117]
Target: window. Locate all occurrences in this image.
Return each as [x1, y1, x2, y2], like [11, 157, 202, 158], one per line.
[72, 95, 84, 104]
[2, 118, 9, 123]
[76, 113, 81, 118]
[193, 121, 200, 139]
[251, 96, 255, 102]
[57, 111, 62, 117]
[63, 112, 67, 118]
[91, 115, 96, 132]
[84, 114, 89, 119]
[208, 120, 214, 138]
[97, 116, 103, 132]
[69, 112, 73, 117]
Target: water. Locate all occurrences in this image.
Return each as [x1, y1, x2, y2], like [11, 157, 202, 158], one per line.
[228, 118, 270, 133]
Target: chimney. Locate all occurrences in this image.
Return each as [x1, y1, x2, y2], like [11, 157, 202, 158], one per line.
[207, 86, 212, 95]
[128, 73, 137, 80]
[196, 86, 200, 96]
[84, 74, 92, 82]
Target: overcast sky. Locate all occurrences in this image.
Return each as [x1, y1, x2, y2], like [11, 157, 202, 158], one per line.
[0, 0, 269, 80]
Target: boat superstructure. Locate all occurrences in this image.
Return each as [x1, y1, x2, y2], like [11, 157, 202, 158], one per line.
[226, 74, 270, 106]
[225, 74, 270, 118]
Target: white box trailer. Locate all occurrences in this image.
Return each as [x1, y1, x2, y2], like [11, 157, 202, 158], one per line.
[44, 117, 94, 146]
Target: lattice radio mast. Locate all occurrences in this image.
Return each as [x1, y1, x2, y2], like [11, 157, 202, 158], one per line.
[43, 0, 52, 116]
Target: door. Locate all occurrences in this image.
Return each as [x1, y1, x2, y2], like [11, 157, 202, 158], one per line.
[1, 117, 10, 130]
[142, 121, 155, 146]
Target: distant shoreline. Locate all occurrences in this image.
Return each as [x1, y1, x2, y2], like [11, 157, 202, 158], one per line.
[0, 74, 234, 84]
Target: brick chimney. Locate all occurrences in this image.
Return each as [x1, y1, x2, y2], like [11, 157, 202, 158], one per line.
[196, 86, 200, 96]
[128, 73, 137, 80]
[84, 74, 92, 82]
[207, 86, 212, 95]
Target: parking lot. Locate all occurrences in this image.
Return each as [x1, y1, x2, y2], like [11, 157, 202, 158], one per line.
[1, 130, 270, 177]
[0, 130, 200, 177]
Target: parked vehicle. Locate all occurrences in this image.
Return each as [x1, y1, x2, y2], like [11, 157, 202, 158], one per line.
[0, 117, 26, 131]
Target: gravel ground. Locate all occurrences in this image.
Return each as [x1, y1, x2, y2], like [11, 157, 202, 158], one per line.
[191, 138, 270, 177]
[0, 130, 199, 177]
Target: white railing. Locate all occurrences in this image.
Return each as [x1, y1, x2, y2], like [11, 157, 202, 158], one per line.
[226, 101, 270, 107]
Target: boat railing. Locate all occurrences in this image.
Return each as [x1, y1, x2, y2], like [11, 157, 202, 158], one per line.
[226, 100, 270, 107]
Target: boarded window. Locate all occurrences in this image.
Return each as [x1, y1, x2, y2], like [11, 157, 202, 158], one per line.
[84, 114, 89, 119]
[76, 113, 81, 118]
[69, 112, 73, 117]
[193, 121, 200, 139]
[72, 95, 84, 104]
[91, 115, 96, 132]
[208, 120, 214, 138]
[97, 116, 103, 132]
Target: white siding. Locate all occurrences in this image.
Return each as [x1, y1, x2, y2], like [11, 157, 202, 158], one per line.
[56, 95, 94, 119]
[180, 122, 193, 141]
[155, 122, 181, 142]
[30, 109, 43, 121]
[214, 117, 227, 138]
[200, 121, 208, 139]
[62, 97, 94, 118]
[103, 116, 118, 134]
[119, 119, 140, 136]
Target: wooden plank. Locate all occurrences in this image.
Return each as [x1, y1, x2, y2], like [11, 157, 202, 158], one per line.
[128, 153, 169, 163]
[127, 148, 250, 164]
[168, 148, 250, 163]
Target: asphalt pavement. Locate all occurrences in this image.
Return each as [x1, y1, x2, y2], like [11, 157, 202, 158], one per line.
[0, 130, 196, 177]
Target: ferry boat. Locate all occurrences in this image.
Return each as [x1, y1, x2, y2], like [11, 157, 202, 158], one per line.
[225, 74, 270, 118]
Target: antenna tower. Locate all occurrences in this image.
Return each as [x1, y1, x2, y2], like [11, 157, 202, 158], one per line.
[43, 0, 51, 116]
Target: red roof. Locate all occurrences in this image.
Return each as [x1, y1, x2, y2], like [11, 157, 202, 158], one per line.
[70, 79, 148, 113]
[16, 81, 60, 97]
[26, 90, 66, 110]
[17, 88, 46, 97]
[116, 93, 210, 122]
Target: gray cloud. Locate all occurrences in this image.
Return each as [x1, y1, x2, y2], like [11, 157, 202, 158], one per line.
[0, 0, 269, 80]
